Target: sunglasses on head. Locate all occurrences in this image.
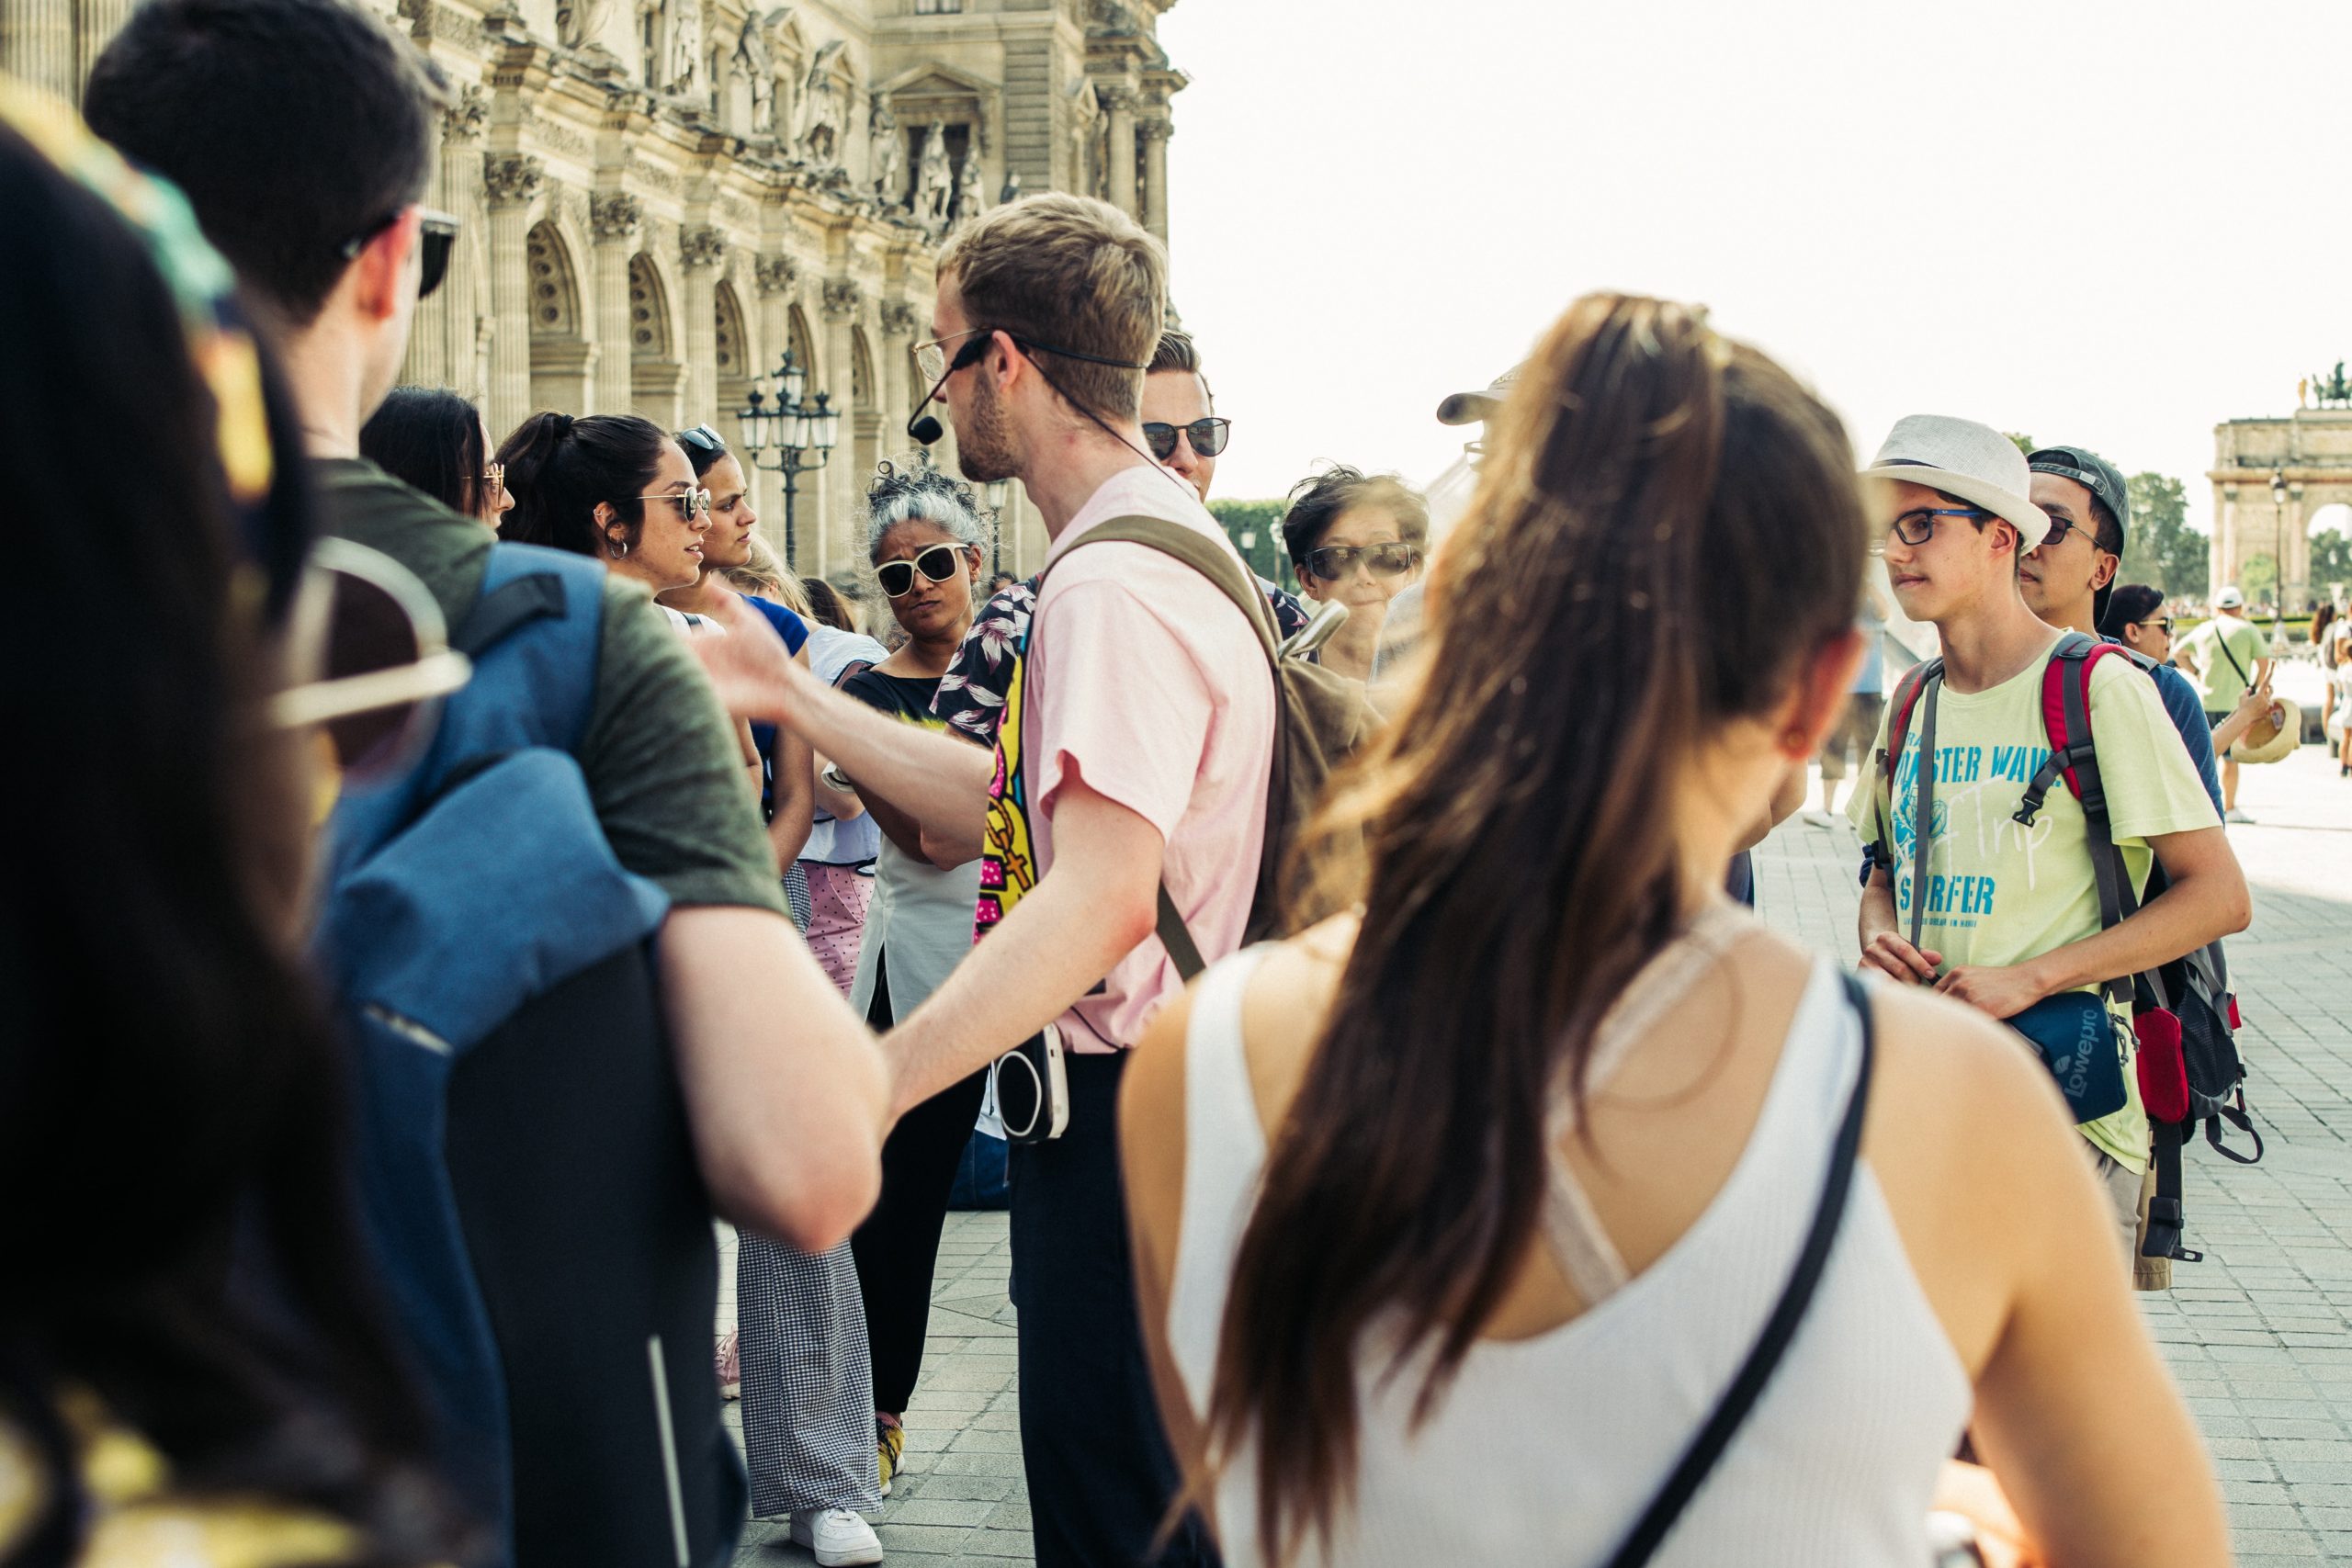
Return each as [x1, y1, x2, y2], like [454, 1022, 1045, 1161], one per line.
[876, 543, 969, 599]
[340, 207, 460, 300]
[677, 423, 726, 455]
[266, 538, 472, 788]
[1142, 418, 1231, 461]
[1303, 542, 1419, 580]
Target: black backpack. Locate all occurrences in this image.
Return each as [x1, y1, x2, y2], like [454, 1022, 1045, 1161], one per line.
[318, 532, 742, 1568]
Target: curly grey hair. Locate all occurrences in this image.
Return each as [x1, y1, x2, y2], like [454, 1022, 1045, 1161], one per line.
[865, 457, 988, 564]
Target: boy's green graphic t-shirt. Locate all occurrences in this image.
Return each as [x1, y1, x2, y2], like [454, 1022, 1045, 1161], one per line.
[1849, 640, 2221, 1172]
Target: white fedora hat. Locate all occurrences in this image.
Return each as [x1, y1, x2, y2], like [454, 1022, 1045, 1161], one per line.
[1860, 415, 2052, 552]
[2232, 695, 2301, 765]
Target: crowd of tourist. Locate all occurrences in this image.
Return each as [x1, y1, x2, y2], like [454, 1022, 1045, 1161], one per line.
[2, 2, 2294, 1566]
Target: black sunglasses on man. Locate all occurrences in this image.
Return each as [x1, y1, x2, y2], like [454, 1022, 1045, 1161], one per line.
[340, 206, 461, 300]
[1142, 418, 1231, 461]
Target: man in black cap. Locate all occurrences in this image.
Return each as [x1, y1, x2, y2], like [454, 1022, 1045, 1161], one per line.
[2022, 446, 2222, 822]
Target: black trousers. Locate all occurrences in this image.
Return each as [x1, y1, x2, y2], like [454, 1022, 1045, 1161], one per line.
[1010, 1051, 1218, 1568]
[851, 959, 990, 1416]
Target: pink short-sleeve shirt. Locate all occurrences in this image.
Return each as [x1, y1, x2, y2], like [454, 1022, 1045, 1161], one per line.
[1023, 464, 1276, 1053]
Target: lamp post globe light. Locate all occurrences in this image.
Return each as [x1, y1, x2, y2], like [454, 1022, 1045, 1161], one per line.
[737, 349, 840, 569]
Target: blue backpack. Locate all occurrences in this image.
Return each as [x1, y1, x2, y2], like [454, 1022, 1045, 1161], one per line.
[319, 541, 743, 1568]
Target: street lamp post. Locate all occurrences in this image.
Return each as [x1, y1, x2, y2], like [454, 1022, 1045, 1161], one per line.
[2271, 468, 2289, 634]
[736, 350, 842, 570]
[983, 479, 1011, 577]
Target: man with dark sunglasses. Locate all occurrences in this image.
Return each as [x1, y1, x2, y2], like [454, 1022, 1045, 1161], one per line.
[690, 193, 1258, 1568]
[2022, 446, 2224, 823]
[87, 7, 890, 1564]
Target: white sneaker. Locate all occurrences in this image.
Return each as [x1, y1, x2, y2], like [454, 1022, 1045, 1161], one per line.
[2225, 807, 2256, 825]
[791, 1507, 883, 1566]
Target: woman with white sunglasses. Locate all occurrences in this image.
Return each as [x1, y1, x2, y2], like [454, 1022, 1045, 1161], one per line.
[832, 460, 993, 1508]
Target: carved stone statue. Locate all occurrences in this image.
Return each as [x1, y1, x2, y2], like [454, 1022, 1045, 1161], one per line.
[797, 39, 847, 164]
[740, 16, 775, 132]
[667, 0, 702, 96]
[2301, 377, 2312, 410]
[556, 0, 610, 48]
[2313, 362, 2352, 409]
[871, 96, 904, 206]
[953, 154, 985, 229]
[914, 119, 952, 229]
[999, 169, 1022, 207]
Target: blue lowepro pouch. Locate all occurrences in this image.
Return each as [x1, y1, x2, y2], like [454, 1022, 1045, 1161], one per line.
[2009, 991, 2129, 1123]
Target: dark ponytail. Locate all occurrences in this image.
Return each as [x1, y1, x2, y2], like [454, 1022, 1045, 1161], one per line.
[1209, 295, 1869, 1566]
[494, 412, 670, 558]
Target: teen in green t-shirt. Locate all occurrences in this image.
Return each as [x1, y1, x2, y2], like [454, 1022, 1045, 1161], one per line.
[1850, 417, 2249, 1267]
[1850, 644, 2221, 1169]
[2173, 595, 2276, 822]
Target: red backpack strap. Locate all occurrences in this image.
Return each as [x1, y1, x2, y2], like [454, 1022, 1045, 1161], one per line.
[1866, 659, 1941, 873]
[2019, 632, 2142, 1001]
[2014, 632, 2119, 826]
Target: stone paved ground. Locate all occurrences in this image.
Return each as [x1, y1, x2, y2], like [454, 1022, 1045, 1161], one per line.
[731, 746, 2351, 1568]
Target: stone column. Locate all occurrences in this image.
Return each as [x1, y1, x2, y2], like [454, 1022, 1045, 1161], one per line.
[820, 278, 865, 576]
[2214, 487, 2237, 597]
[681, 225, 727, 423]
[1, 0, 74, 98]
[481, 153, 545, 443]
[591, 193, 644, 415]
[74, 0, 133, 96]
[1102, 85, 1136, 219]
[754, 253, 800, 562]
[2286, 491, 2307, 613]
[404, 85, 488, 393]
[1139, 117, 1171, 248]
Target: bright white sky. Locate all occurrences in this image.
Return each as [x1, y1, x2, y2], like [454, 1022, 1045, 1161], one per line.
[1157, 0, 2352, 540]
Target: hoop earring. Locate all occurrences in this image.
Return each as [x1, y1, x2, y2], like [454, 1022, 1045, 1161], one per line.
[611, 536, 630, 558]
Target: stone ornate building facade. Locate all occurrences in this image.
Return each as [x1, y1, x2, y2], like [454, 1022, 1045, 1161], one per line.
[3, 0, 1188, 576]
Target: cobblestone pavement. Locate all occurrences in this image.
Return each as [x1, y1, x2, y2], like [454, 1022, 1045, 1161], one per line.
[731, 747, 2351, 1568]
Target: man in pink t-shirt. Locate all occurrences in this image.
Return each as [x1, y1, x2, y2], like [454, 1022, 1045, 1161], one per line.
[693, 193, 1268, 1567]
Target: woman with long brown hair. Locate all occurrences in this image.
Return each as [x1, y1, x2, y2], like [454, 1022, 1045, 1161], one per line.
[1122, 295, 2227, 1568]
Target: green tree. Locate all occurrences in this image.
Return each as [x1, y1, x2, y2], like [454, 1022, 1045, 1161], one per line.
[2239, 552, 2279, 610]
[1207, 499, 1296, 591]
[2118, 472, 2210, 600]
[2312, 525, 2352, 597]
[2005, 432, 2037, 456]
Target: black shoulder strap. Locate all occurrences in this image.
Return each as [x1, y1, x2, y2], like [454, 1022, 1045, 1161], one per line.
[1601, 972, 1878, 1568]
[1905, 673, 1942, 956]
[456, 570, 571, 659]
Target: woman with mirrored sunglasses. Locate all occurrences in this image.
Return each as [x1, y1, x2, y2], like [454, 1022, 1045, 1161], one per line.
[1278, 463, 1430, 683]
[500, 412, 762, 800]
[830, 460, 994, 1505]
[0, 90, 469, 1568]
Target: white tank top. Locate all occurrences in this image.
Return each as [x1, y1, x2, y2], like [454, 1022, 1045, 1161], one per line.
[1169, 942, 1973, 1568]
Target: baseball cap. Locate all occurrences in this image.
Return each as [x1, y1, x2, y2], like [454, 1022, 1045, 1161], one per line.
[2216, 585, 2245, 610]
[2027, 446, 2131, 624]
[1435, 365, 1520, 426]
[1859, 415, 2052, 552]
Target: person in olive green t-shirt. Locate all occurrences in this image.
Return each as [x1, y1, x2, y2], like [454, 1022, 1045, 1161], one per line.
[82, 0, 888, 1258]
[1850, 416, 2249, 1274]
[2173, 588, 2275, 823]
